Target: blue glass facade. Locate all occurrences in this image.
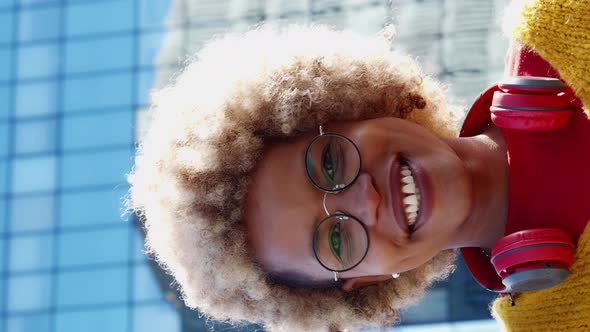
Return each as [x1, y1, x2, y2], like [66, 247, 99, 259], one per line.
[0, 1, 180, 331]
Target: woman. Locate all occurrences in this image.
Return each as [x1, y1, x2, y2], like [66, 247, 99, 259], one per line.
[128, 0, 590, 331]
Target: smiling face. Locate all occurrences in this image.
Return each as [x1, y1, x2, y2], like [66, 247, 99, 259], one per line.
[244, 117, 472, 284]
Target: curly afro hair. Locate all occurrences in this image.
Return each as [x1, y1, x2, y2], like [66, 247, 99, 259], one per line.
[127, 24, 459, 332]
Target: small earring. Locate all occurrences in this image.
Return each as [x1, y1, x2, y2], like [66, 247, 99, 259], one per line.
[392, 273, 400, 279]
[334, 271, 339, 282]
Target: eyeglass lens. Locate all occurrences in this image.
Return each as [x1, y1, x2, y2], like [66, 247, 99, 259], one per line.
[313, 214, 369, 272]
[305, 134, 361, 192]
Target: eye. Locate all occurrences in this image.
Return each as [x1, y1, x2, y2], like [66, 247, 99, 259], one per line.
[322, 139, 345, 189]
[321, 142, 336, 182]
[329, 221, 343, 261]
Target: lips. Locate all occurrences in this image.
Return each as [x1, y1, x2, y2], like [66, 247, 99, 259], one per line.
[389, 155, 432, 234]
[404, 157, 432, 233]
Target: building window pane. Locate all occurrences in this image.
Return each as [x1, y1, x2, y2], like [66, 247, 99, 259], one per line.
[17, 43, 59, 80]
[134, 107, 150, 142]
[7, 313, 51, 332]
[139, 31, 165, 67]
[56, 307, 128, 332]
[7, 273, 51, 312]
[10, 194, 55, 232]
[0, 11, 13, 44]
[133, 230, 146, 263]
[58, 226, 129, 268]
[9, 234, 53, 272]
[0, 160, 7, 194]
[65, 1, 133, 37]
[60, 148, 131, 189]
[15, 118, 57, 154]
[65, 35, 133, 74]
[62, 111, 132, 151]
[139, 0, 169, 29]
[0, 239, 4, 271]
[134, 263, 162, 302]
[0, 48, 11, 82]
[0, 0, 14, 9]
[0, 85, 10, 120]
[0, 199, 6, 233]
[18, 6, 60, 42]
[63, 73, 133, 112]
[15, 81, 58, 118]
[399, 288, 450, 323]
[11, 156, 56, 193]
[60, 187, 128, 228]
[57, 267, 128, 307]
[134, 303, 180, 332]
[0, 121, 9, 157]
[19, 0, 59, 5]
[150, 28, 185, 69]
[136, 69, 154, 106]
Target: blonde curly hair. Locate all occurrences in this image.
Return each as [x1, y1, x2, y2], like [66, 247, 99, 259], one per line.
[128, 25, 459, 331]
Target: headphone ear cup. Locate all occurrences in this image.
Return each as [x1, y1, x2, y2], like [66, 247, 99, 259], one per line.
[491, 76, 572, 131]
[490, 108, 572, 131]
[501, 267, 570, 292]
[490, 229, 575, 292]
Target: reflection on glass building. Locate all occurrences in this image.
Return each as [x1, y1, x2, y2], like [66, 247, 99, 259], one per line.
[0, 0, 179, 331]
[1, 0, 507, 331]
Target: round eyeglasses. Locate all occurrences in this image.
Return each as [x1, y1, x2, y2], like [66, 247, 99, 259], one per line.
[305, 126, 369, 278]
[304, 131, 361, 192]
[312, 214, 369, 273]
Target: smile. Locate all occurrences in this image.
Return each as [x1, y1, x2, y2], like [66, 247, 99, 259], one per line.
[390, 155, 432, 234]
[399, 162, 421, 228]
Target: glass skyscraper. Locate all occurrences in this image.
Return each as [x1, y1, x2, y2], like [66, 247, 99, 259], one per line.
[0, 1, 179, 331]
[1, 1, 505, 331]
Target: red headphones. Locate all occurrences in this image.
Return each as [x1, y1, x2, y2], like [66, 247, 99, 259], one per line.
[460, 76, 576, 293]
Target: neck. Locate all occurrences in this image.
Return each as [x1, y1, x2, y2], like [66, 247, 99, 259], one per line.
[442, 125, 509, 249]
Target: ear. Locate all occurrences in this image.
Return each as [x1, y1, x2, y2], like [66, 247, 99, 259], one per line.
[341, 275, 392, 292]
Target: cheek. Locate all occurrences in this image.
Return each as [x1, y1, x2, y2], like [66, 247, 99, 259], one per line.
[363, 230, 450, 275]
[352, 233, 413, 275]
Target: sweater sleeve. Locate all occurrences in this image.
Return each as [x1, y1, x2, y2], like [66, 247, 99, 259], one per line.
[503, 0, 590, 116]
[491, 223, 590, 332]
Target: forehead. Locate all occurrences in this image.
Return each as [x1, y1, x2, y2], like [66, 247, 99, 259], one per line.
[244, 131, 329, 280]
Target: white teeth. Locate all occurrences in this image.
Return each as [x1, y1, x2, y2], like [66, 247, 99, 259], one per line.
[401, 176, 414, 184]
[405, 204, 418, 213]
[402, 183, 416, 194]
[400, 165, 420, 228]
[403, 194, 418, 205]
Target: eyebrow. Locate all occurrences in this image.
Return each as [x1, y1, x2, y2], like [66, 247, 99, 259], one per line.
[308, 227, 317, 263]
[267, 268, 340, 289]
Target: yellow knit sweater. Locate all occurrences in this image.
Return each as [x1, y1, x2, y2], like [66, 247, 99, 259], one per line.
[492, 1, 590, 330]
[503, 0, 590, 117]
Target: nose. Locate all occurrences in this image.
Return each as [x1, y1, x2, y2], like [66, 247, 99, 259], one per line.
[330, 173, 380, 227]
